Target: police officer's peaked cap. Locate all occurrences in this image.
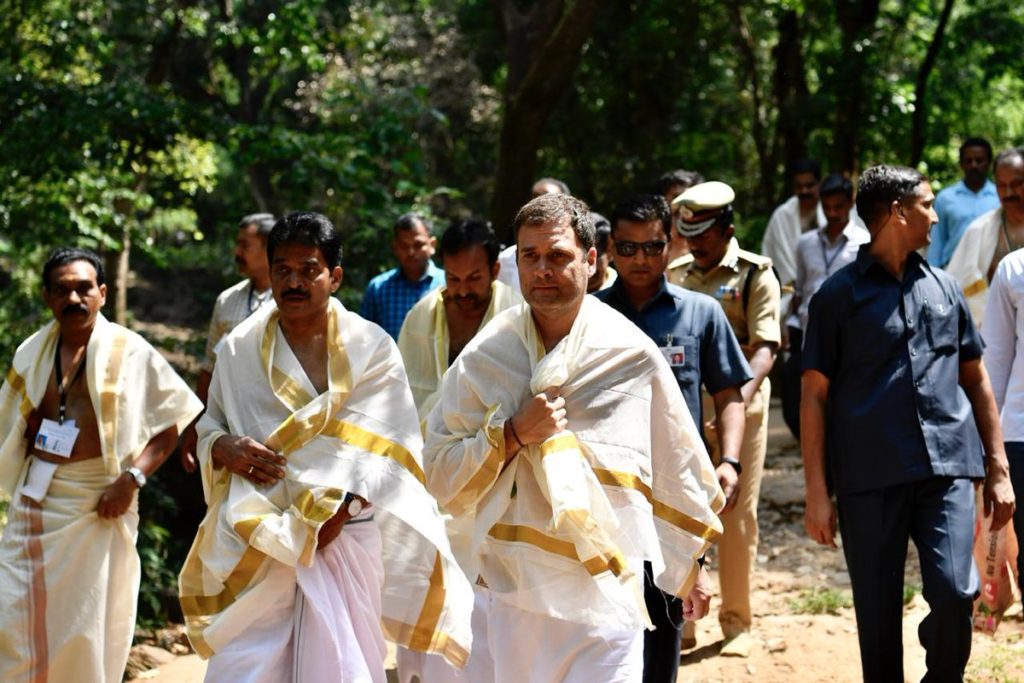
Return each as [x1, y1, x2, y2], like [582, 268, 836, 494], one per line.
[671, 181, 735, 237]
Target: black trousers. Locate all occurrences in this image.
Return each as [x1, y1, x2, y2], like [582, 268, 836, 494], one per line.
[837, 477, 978, 683]
[1007, 442, 1024, 591]
[781, 327, 802, 440]
[641, 562, 682, 683]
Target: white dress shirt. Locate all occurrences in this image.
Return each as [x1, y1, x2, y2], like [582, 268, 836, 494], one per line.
[793, 221, 870, 331]
[982, 249, 1024, 442]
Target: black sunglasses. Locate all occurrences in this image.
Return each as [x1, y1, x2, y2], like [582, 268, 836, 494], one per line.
[614, 240, 668, 257]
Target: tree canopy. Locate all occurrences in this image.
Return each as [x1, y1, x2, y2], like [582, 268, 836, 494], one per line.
[2, 0, 1023, 356]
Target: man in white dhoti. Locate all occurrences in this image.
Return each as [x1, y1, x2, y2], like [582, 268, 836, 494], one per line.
[396, 219, 519, 682]
[179, 212, 472, 683]
[424, 194, 725, 683]
[399, 219, 521, 422]
[761, 159, 825, 320]
[946, 147, 1024, 326]
[0, 247, 202, 683]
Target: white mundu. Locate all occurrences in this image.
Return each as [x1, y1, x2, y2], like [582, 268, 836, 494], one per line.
[398, 280, 521, 421]
[0, 315, 202, 683]
[396, 281, 519, 683]
[424, 297, 724, 681]
[179, 299, 473, 683]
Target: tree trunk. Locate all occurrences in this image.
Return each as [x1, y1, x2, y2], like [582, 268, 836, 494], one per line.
[773, 10, 810, 192]
[909, 0, 956, 167]
[832, 0, 881, 174]
[113, 227, 131, 326]
[489, 0, 601, 241]
[727, 0, 776, 215]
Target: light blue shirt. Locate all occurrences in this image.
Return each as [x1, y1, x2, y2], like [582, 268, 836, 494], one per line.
[928, 179, 1000, 267]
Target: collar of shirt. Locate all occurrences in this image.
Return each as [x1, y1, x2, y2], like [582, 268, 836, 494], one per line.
[394, 260, 443, 285]
[691, 237, 742, 283]
[605, 274, 675, 314]
[952, 178, 998, 198]
[853, 243, 928, 281]
[817, 222, 862, 248]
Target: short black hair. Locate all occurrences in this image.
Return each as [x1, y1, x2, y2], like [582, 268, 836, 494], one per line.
[960, 137, 993, 162]
[513, 194, 595, 252]
[440, 218, 500, 266]
[818, 173, 854, 201]
[653, 169, 705, 197]
[43, 247, 105, 291]
[855, 166, 926, 230]
[611, 194, 672, 238]
[788, 158, 822, 181]
[393, 212, 431, 238]
[267, 212, 343, 269]
[239, 213, 277, 238]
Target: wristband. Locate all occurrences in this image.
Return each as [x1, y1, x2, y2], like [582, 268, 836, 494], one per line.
[508, 419, 525, 449]
[721, 457, 742, 476]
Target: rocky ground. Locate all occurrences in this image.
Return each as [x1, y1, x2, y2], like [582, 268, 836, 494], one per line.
[127, 402, 1024, 683]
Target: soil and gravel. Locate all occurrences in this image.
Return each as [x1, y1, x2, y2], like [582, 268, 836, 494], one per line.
[127, 403, 1024, 682]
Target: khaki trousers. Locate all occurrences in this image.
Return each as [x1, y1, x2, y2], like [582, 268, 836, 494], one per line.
[702, 378, 769, 636]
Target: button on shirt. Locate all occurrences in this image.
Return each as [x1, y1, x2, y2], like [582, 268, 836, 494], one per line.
[359, 261, 445, 339]
[203, 279, 275, 371]
[802, 246, 985, 495]
[928, 179, 1000, 267]
[595, 277, 752, 431]
[793, 222, 870, 331]
[981, 249, 1024, 443]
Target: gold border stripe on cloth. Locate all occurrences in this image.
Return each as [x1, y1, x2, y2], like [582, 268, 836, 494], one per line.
[488, 522, 626, 577]
[592, 468, 721, 542]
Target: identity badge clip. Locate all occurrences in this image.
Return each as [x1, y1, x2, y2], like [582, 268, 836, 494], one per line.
[34, 418, 79, 459]
[23, 419, 78, 503]
[660, 345, 686, 367]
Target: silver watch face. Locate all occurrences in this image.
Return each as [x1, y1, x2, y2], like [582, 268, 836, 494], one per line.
[128, 467, 146, 488]
[347, 497, 363, 517]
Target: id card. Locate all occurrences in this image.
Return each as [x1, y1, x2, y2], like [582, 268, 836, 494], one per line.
[34, 418, 79, 458]
[661, 345, 687, 367]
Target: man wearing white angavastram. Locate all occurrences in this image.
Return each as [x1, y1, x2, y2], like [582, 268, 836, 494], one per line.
[946, 147, 1024, 326]
[395, 218, 519, 683]
[0, 247, 202, 683]
[424, 194, 724, 682]
[179, 212, 473, 682]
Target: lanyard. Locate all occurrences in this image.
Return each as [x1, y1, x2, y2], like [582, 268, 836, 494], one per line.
[54, 337, 86, 425]
[819, 232, 846, 275]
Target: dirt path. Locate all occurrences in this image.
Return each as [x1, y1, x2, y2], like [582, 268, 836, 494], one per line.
[130, 402, 1024, 682]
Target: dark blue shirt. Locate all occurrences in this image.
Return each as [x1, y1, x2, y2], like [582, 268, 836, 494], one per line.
[359, 261, 445, 339]
[595, 277, 752, 431]
[802, 246, 986, 495]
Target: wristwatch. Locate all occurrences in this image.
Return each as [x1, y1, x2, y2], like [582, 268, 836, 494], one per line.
[344, 492, 363, 517]
[721, 457, 742, 477]
[126, 466, 147, 489]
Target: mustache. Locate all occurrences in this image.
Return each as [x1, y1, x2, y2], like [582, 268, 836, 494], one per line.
[62, 304, 88, 315]
[281, 287, 309, 298]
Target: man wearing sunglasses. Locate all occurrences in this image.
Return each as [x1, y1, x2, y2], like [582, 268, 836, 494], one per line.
[595, 194, 751, 682]
[668, 181, 781, 657]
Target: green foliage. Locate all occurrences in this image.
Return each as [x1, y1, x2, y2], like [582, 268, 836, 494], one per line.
[903, 582, 921, 605]
[788, 587, 853, 615]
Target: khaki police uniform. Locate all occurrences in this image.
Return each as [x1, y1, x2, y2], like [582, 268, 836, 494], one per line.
[669, 237, 781, 639]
